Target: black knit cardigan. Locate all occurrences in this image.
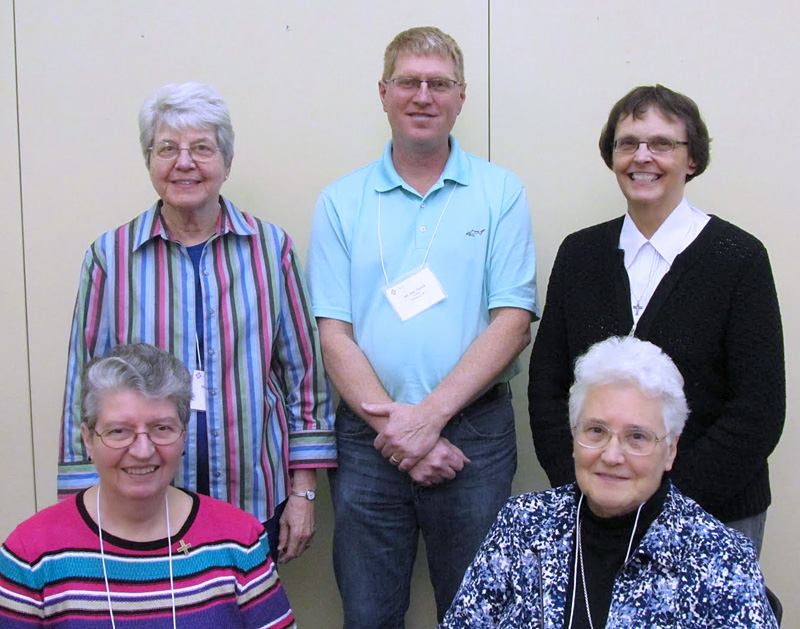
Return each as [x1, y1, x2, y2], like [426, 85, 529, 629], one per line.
[528, 215, 785, 522]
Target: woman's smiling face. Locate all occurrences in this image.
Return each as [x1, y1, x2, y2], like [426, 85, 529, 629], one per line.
[573, 383, 677, 518]
[612, 106, 696, 218]
[82, 389, 185, 504]
[148, 125, 228, 218]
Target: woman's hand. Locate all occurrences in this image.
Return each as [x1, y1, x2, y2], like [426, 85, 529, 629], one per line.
[277, 470, 317, 564]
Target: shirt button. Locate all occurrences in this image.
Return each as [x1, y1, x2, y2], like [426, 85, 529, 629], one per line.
[208, 308, 215, 315]
[212, 430, 219, 437]
[215, 472, 221, 478]
[209, 389, 217, 396]
[208, 349, 215, 356]
[419, 225, 427, 232]
[203, 269, 210, 276]
[421, 202, 426, 208]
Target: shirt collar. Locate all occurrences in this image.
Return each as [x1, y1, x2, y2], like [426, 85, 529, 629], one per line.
[620, 197, 694, 268]
[133, 196, 257, 250]
[374, 135, 470, 196]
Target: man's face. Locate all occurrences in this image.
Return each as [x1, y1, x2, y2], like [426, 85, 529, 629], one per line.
[379, 53, 466, 153]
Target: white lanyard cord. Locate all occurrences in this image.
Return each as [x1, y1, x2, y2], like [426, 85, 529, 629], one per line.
[568, 493, 644, 629]
[166, 496, 177, 629]
[195, 334, 202, 371]
[567, 493, 583, 629]
[377, 182, 457, 286]
[624, 502, 644, 564]
[96, 486, 117, 629]
[97, 486, 177, 628]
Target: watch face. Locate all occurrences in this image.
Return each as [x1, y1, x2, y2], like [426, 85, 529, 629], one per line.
[306, 490, 316, 500]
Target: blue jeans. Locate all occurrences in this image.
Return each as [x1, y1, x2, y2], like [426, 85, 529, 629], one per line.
[329, 394, 517, 628]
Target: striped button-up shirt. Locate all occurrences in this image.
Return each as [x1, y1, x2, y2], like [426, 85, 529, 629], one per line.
[58, 198, 335, 521]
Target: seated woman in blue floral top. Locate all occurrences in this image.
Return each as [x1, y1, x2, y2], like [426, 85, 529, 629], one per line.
[442, 336, 776, 628]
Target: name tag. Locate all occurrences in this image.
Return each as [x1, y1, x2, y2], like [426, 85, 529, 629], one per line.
[191, 370, 207, 411]
[383, 265, 446, 322]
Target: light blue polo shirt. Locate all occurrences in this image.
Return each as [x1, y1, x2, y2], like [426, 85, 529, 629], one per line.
[307, 137, 538, 404]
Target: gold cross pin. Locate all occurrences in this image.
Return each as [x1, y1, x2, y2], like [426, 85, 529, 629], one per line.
[177, 539, 192, 556]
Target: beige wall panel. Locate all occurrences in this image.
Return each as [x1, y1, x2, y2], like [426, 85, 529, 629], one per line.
[491, 0, 799, 621]
[15, 0, 793, 625]
[0, 1, 36, 540]
[15, 2, 487, 625]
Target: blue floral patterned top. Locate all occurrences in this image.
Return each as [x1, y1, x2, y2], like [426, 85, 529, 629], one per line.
[441, 483, 776, 628]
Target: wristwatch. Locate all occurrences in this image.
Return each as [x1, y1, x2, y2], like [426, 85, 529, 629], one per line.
[290, 489, 317, 501]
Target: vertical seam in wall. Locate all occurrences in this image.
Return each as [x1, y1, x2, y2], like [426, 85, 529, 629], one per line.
[487, 0, 491, 162]
[12, 0, 39, 512]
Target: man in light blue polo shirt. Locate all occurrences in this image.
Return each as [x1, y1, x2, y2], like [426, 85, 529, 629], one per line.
[307, 26, 538, 627]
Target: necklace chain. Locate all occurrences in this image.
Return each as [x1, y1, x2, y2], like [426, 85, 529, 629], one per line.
[628, 214, 699, 324]
[629, 243, 661, 314]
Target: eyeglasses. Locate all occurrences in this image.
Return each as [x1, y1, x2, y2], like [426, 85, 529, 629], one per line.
[149, 141, 220, 162]
[575, 422, 667, 456]
[384, 77, 463, 93]
[93, 424, 185, 449]
[613, 137, 689, 154]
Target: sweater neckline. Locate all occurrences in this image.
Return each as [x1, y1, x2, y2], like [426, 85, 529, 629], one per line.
[76, 487, 200, 550]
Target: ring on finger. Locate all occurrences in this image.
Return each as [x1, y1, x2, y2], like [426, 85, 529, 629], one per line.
[390, 454, 401, 465]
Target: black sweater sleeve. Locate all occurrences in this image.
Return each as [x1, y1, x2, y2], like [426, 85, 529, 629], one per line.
[667, 238, 785, 517]
[528, 238, 578, 487]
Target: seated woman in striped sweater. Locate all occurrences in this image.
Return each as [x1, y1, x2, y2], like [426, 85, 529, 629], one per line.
[0, 343, 295, 628]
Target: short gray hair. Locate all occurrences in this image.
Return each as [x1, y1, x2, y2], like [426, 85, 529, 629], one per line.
[138, 81, 235, 168]
[81, 344, 192, 430]
[568, 336, 689, 442]
[383, 26, 465, 85]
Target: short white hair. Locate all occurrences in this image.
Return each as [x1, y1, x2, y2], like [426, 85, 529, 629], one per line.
[138, 81, 234, 168]
[568, 336, 689, 441]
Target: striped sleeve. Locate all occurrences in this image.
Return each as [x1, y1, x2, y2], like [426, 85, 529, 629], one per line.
[271, 229, 336, 468]
[57, 243, 110, 498]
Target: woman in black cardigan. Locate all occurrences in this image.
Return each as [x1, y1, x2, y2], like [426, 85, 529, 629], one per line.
[528, 84, 784, 553]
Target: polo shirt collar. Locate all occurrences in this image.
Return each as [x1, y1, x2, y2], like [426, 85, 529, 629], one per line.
[620, 197, 693, 268]
[374, 135, 471, 196]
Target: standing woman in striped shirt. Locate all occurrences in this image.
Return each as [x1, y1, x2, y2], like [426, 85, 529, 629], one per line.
[57, 82, 336, 564]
